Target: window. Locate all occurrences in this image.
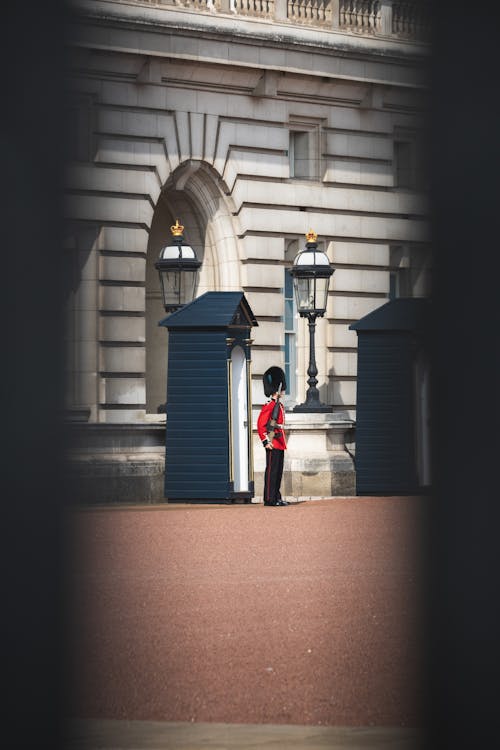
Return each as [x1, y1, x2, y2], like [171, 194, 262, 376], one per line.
[393, 128, 429, 190]
[390, 245, 432, 298]
[290, 131, 310, 178]
[284, 268, 297, 404]
[389, 245, 411, 298]
[394, 140, 413, 188]
[66, 94, 95, 162]
[289, 120, 322, 180]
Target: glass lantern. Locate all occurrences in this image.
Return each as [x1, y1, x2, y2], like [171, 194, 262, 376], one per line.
[155, 220, 201, 312]
[289, 230, 334, 317]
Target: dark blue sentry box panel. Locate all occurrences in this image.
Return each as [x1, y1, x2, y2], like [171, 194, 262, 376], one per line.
[159, 292, 257, 501]
[350, 298, 431, 496]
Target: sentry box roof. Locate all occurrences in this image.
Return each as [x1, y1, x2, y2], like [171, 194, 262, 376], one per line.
[159, 291, 258, 330]
[349, 298, 431, 332]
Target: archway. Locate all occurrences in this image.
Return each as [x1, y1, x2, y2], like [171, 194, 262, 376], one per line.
[145, 160, 241, 414]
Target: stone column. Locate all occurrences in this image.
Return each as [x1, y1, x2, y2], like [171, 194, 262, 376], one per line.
[98, 226, 148, 424]
[331, 0, 340, 28]
[275, 0, 287, 22]
[64, 225, 99, 424]
[380, 0, 393, 36]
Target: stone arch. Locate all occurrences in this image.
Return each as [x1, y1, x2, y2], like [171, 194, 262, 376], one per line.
[145, 159, 241, 414]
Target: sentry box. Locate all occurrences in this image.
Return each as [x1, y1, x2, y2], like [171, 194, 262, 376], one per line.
[350, 298, 431, 496]
[159, 292, 258, 502]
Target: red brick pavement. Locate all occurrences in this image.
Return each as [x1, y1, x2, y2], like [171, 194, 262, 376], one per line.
[63, 497, 426, 728]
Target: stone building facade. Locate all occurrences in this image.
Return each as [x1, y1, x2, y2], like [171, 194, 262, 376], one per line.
[64, 0, 431, 501]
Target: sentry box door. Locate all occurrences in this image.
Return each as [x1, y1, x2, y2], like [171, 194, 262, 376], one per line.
[159, 292, 258, 502]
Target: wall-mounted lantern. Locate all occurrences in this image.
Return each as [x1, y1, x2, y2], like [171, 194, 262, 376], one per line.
[155, 219, 201, 312]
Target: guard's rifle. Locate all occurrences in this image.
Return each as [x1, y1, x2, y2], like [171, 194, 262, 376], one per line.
[266, 382, 283, 443]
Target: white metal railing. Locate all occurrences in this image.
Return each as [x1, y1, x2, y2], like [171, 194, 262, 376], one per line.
[132, 0, 430, 41]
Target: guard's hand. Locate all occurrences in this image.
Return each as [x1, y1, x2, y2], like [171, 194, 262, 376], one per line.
[265, 443, 273, 450]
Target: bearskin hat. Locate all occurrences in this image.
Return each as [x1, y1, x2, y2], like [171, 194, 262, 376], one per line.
[263, 366, 286, 397]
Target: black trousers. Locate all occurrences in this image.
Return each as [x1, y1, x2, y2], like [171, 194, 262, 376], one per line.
[263, 448, 284, 502]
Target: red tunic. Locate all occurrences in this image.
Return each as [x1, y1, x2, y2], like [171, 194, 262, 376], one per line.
[257, 398, 287, 450]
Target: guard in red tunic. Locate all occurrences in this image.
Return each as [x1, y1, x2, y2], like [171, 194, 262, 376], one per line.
[257, 366, 289, 506]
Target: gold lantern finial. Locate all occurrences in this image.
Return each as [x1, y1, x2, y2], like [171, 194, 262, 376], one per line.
[305, 228, 318, 243]
[170, 219, 184, 237]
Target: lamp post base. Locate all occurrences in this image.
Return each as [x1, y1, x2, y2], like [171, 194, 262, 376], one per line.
[293, 402, 333, 413]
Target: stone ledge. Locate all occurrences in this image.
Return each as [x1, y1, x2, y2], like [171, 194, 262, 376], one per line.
[64, 422, 165, 453]
[71, 0, 430, 57]
[66, 452, 165, 476]
[255, 468, 355, 497]
[64, 419, 356, 502]
[287, 455, 354, 472]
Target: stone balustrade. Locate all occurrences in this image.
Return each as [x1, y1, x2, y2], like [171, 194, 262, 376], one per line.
[287, 0, 332, 27]
[339, 1, 381, 33]
[232, 0, 275, 18]
[151, 0, 429, 41]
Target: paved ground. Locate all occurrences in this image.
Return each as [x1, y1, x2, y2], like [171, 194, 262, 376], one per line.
[62, 497, 426, 748]
[64, 718, 425, 749]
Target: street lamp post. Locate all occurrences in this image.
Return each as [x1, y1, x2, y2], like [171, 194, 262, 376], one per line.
[289, 230, 334, 413]
[155, 219, 201, 313]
